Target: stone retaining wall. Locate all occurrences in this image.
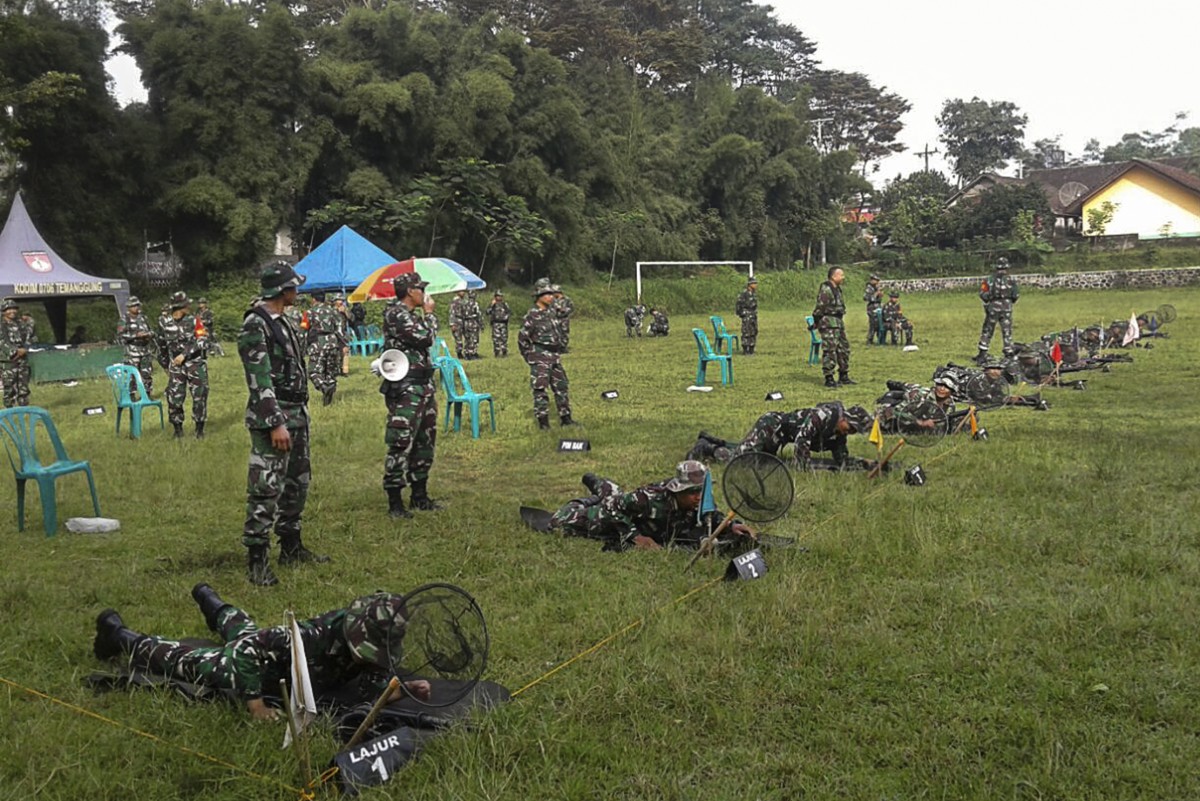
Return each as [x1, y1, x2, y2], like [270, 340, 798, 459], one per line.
[880, 266, 1200, 294]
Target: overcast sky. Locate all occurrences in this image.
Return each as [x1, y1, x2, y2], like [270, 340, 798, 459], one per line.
[106, 1, 1200, 187]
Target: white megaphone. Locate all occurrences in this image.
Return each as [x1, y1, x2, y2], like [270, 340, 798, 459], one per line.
[371, 349, 410, 382]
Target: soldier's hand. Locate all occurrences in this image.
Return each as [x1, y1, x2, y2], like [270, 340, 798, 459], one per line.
[918, 419, 936, 430]
[271, 425, 292, 452]
[246, 698, 281, 721]
[632, 535, 661, 551]
[403, 680, 432, 702]
[172, 354, 184, 366]
[730, 523, 754, 539]
[16, 348, 27, 358]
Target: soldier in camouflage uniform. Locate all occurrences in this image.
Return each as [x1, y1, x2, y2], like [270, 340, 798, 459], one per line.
[552, 286, 574, 353]
[117, 296, 155, 399]
[876, 376, 956, 434]
[930, 360, 1048, 410]
[736, 277, 758, 354]
[382, 272, 443, 519]
[485, 290, 511, 357]
[863, 274, 883, 345]
[238, 263, 327, 586]
[460, 290, 483, 360]
[519, 283, 574, 430]
[158, 292, 209, 438]
[306, 293, 346, 405]
[975, 256, 1019, 363]
[687, 402, 875, 471]
[448, 290, 467, 359]
[93, 585, 431, 721]
[0, 299, 34, 407]
[624, 304, 646, 337]
[813, 266, 852, 387]
[647, 306, 670, 336]
[881, 291, 914, 346]
[548, 460, 752, 551]
[196, 297, 224, 357]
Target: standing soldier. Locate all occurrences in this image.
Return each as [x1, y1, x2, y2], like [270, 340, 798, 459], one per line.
[461, 289, 483, 360]
[158, 292, 209, 438]
[333, 294, 351, 375]
[624, 304, 643, 338]
[306, 293, 343, 405]
[735, 276, 759, 355]
[237, 263, 327, 586]
[813, 266, 852, 388]
[485, 290, 511, 357]
[196, 297, 223, 356]
[519, 283, 574, 430]
[863, 274, 883, 345]
[0, 299, 33, 407]
[448, 289, 466, 359]
[975, 256, 1019, 364]
[381, 272, 443, 520]
[552, 286, 575, 353]
[117, 296, 155, 398]
[882, 291, 914, 346]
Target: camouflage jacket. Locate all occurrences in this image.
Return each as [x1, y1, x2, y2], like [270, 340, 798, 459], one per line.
[884, 385, 954, 430]
[863, 284, 883, 310]
[813, 281, 846, 328]
[460, 298, 483, 326]
[117, 313, 155, 358]
[962, 371, 1009, 408]
[485, 301, 511, 324]
[736, 289, 758, 320]
[578, 481, 709, 550]
[518, 306, 564, 357]
[791, 403, 851, 468]
[158, 313, 208, 363]
[448, 298, 464, 331]
[238, 306, 308, 430]
[553, 295, 574, 321]
[382, 303, 435, 380]
[307, 303, 346, 348]
[0, 317, 34, 362]
[882, 299, 905, 323]
[979, 272, 1019, 312]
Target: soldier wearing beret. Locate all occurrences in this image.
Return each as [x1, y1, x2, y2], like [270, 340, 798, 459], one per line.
[0, 299, 34, 407]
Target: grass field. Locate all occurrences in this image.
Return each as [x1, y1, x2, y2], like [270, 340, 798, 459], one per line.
[2, 282, 1198, 801]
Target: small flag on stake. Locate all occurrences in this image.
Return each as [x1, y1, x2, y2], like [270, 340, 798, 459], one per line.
[968, 407, 979, 437]
[1050, 341, 1062, 365]
[868, 415, 884, 458]
[283, 611, 317, 749]
[1122, 312, 1140, 346]
[698, 469, 717, 520]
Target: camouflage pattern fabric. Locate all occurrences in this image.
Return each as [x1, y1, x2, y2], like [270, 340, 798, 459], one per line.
[882, 300, 914, 345]
[0, 315, 34, 407]
[624, 305, 646, 337]
[550, 477, 710, 551]
[552, 294, 574, 351]
[118, 312, 156, 397]
[736, 289, 758, 354]
[382, 303, 438, 490]
[863, 283, 883, 343]
[159, 312, 209, 424]
[460, 293, 483, 358]
[243, 426, 310, 548]
[813, 280, 849, 378]
[518, 305, 571, 425]
[647, 310, 669, 337]
[977, 271, 1019, 353]
[877, 384, 954, 433]
[306, 301, 346, 394]
[485, 299, 511, 356]
[448, 296, 466, 357]
[696, 403, 854, 470]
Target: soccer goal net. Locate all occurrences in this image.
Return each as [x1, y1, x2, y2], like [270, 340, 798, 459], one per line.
[634, 261, 754, 303]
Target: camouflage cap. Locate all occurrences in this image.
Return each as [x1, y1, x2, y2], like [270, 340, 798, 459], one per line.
[747, 276, 758, 285]
[126, 295, 142, 307]
[392, 272, 429, 294]
[197, 297, 209, 305]
[260, 261, 305, 298]
[468, 289, 478, 298]
[995, 256, 1010, 271]
[533, 284, 556, 298]
[1, 299, 18, 312]
[343, 592, 408, 670]
[169, 291, 190, 310]
[331, 292, 346, 303]
[933, 375, 958, 393]
[533, 277, 552, 290]
[888, 291, 900, 298]
[868, 274, 880, 282]
[493, 290, 504, 297]
[664, 459, 708, 493]
[842, 404, 874, 434]
[982, 357, 1006, 370]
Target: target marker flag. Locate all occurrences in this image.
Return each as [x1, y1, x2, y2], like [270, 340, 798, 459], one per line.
[284, 611, 317, 749]
[1122, 312, 1140, 346]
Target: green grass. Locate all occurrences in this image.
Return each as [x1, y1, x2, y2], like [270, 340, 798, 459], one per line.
[1, 284, 1198, 800]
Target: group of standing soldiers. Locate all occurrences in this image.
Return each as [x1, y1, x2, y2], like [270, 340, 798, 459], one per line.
[448, 288, 521, 359]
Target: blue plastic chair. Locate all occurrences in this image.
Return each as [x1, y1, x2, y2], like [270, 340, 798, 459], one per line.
[709, 315, 739, 355]
[439, 357, 496, 438]
[805, 315, 822, 365]
[692, 328, 733, 386]
[105, 364, 164, 439]
[0, 406, 102, 536]
[366, 324, 384, 355]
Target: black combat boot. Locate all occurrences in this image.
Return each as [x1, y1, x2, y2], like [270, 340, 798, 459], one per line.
[173, 422, 184, 438]
[972, 349, 989, 366]
[195, 421, 206, 439]
[93, 609, 144, 660]
[823, 375, 837, 389]
[537, 417, 551, 431]
[387, 487, 413, 519]
[322, 386, 335, 406]
[191, 583, 230, 632]
[838, 373, 857, 386]
[247, 546, 278, 587]
[279, 537, 331, 566]
[581, 472, 603, 495]
[560, 416, 578, 427]
[409, 479, 444, 511]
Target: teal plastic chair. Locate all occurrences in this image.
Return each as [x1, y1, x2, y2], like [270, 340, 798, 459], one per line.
[0, 406, 102, 536]
[709, 316, 739, 355]
[366, 324, 384, 355]
[692, 328, 733, 386]
[431, 337, 452, 367]
[805, 315, 822, 365]
[349, 328, 371, 356]
[439, 356, 496, 438]
[105, 364, 164, 438]
[873, 308, 888, 345]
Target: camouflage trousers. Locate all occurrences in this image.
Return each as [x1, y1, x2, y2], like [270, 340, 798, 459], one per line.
[490, 322, 509, 356]
[462, 324, 481, 358]
[866, 308, 881, 344]
[450, 327, 464, 357]
[700, 413, 786, 463]
[308, 344, 341, 394]
[887, 318, 914, 345]
[978, 311, 1013, 352]
[383, 380, 437, 490]
[817, 323, 850, 378]
[244, 423, 310, 549]
[125, 354, 154, 399]
[560, 321, 571, 352]
[550, 478, 622, 540]
[1, 358, 30, 408]
[127, 605, 265, 695]
[526, 351, 571, 424]
[166, 359, 208, 424]
[741, 317, 758, 354]
[625, 320, 642, 337]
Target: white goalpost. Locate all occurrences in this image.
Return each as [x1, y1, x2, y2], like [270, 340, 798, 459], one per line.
[634, 261, 754, 303]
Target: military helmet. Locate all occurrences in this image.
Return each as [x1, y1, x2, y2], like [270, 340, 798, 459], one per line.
[169, 291, 190, 310]
[747, 276, 758, 286]
[888, 291, 900, 298]
[260, 261, 305, 299]
[331, 292, 346, 303]
[842, 405, 874, 434]
[392, 272, 429, 294]
[664, 460, 708, 493]
[868, 274, 880, 282]
[933, 375, 958, 393]
[343, 592, 408, 670]
[1, 298, 18, 312]
[995, 256, 1010, 271]
[533, 277, 552, 290]
[126, 296, 142, 308]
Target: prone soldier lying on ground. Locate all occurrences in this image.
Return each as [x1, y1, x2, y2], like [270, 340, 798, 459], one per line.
[875, 375, 960, 433]
[930, 360, 1049, 410]
[686, 402, 876, 471]
[93, 584, 431, 721]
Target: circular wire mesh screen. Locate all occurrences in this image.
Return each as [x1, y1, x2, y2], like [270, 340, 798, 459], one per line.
[387, 583, 489, 707]
[721, 451, 794, 523]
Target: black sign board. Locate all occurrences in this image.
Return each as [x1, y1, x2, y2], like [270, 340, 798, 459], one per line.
[558, 439, 591, 453]
[83, 406, 105, 416]
[332, 727, 423, 796]
[725, 548, 767, 581]
[601, 390, 619, 400]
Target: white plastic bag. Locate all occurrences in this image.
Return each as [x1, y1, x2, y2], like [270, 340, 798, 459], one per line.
[66, 517, 121, 533]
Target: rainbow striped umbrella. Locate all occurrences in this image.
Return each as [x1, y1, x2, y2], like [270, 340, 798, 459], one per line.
[348, 257, 486, 302]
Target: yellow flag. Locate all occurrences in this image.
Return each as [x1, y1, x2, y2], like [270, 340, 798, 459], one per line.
[868, 415, 884, 457]
[968, 406, 979, 436]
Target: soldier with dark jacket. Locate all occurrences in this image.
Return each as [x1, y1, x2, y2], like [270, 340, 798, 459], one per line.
[117, 296, 155, 398]
[863, 274, 883, 345]
[519, 283, 574, 430]
[237, 263, 327, 587]
[0, 298, 34, 408]
[813, 266, 852, 387]
[381, 272, 443, 520]
[687, 402, 875, 471]
[93, 586, 431, 721]
[975, 256, 1019, 363]
[484, 290, 511, 357]
[159, 291, 209, 438]
[736, 277, 759, 354]
[548, 461, 751, 551]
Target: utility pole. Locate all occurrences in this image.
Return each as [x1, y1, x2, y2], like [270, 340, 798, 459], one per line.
[916, 143, 940, 172]
[812, 117, 834, 153]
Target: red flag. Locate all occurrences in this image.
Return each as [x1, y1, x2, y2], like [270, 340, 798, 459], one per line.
[193, 315, 207, 338]
[1050, 341, 1062, 364]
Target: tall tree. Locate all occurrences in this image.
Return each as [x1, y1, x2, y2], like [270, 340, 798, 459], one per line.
[807, 70, 911, 175]
[936, 97, 1027, 185]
